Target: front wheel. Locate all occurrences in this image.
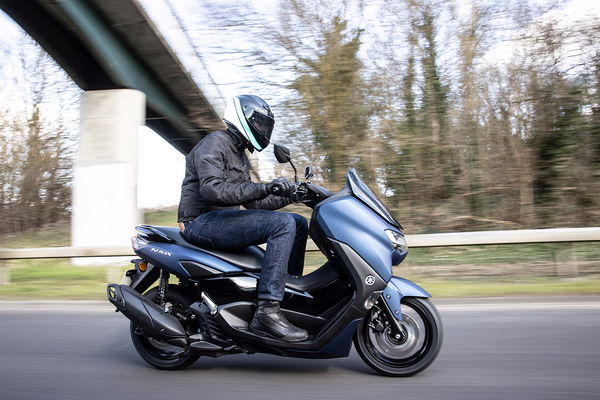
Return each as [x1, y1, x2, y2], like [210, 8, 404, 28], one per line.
[354, 297, 442, 377]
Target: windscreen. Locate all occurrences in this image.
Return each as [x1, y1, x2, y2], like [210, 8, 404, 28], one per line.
[346, 169, 401, 228]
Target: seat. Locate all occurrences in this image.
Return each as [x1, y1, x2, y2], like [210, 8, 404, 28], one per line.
[149, 226, 264, 272]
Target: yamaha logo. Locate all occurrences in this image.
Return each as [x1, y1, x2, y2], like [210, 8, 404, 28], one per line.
[365, 275, 375, 285]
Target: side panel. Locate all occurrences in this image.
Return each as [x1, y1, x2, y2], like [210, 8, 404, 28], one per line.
[316, 196, 395, 281]
[135, 242, 242, 278]
[329, 239, 387, 302]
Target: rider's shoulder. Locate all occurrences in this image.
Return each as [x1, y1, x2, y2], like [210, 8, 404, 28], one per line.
[190, 130, 231, 154]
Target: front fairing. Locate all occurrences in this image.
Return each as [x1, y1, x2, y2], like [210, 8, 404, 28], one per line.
[312, 170, 407, 282]
[314, 195, 401, 282]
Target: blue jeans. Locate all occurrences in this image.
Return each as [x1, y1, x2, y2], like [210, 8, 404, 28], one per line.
[183, 210, 308, 301]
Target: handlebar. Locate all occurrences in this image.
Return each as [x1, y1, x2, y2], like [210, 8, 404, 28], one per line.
[290, 182, 331, 207]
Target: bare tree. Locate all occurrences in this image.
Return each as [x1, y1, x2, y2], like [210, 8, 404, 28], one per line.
[0, 36, 78, 236]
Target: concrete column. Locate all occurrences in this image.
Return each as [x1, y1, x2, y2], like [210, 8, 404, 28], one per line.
[72, 89, 145, 266]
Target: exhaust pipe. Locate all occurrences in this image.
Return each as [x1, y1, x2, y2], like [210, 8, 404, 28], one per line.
[107, 284, 187, 347]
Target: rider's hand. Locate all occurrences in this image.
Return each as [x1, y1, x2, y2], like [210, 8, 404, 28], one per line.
[265, 177, 295, 197]
[178, 222, 186, 233]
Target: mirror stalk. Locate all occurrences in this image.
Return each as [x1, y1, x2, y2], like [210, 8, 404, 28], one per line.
[289, 160, 298, 183]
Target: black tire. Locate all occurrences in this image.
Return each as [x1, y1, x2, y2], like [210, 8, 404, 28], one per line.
[130, 285, 200, 370]
[354, 297, 443, 377]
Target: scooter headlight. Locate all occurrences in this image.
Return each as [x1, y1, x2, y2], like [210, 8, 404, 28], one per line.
[385, 229, 407, 251]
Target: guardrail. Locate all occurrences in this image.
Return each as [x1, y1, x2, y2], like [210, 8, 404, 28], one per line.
[1, 227, 600, 260]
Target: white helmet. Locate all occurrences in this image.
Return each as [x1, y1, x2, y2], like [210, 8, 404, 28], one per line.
[223, 95, 275, 152]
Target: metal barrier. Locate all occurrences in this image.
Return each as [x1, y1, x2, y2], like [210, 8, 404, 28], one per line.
[1, 227, 600, 260]
[1, 227, 599, 285]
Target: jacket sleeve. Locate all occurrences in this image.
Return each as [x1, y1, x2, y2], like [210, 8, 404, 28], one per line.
[243, 195, 293, 211]
[194, 137, 269, 206]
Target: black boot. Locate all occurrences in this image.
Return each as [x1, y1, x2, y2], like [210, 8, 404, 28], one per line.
[249, 300, 308, 342]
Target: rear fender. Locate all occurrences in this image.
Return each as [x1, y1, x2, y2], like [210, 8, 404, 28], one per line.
[382, 276, 431, 321]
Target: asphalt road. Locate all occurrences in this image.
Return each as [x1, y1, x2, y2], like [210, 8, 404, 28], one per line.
[0, 297, 599, 400]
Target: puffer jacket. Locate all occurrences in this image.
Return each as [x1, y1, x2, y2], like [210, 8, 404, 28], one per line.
[177, 129, 291, 222]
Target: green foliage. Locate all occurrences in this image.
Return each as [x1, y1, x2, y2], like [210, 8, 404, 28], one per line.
[290, 16, 368, 186]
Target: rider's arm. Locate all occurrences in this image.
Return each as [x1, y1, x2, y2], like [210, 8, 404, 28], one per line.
[194, 136, 269, 206]
[243, 195, 292, 211]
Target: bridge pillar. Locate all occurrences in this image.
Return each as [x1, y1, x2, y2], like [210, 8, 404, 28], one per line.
[71, 89, 145, 266]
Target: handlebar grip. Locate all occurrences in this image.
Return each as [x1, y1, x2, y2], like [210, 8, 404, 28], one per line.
[268, 183, 283, 195]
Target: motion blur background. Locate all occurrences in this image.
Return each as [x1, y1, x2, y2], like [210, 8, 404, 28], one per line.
[0, 0, 599, 298]
[0, 2, 599, 400]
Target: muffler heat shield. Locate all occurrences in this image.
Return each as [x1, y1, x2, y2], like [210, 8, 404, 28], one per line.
[107, 284, 187, 347]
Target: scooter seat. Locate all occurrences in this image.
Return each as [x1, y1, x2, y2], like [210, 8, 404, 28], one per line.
[148, 226, 264, 272]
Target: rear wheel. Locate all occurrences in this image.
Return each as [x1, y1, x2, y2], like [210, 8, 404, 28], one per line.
[354, 297, 442, 377]
[130, 285, 200, 370]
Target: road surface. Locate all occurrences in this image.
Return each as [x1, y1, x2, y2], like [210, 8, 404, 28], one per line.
[0, 297, 598, 400]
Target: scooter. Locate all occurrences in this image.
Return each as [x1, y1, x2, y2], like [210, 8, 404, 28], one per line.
[107, 144, 442, 377]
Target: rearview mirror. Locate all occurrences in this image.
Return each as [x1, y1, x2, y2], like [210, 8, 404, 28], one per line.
[274, 144, 291, 164]
[273, 143, 298, 183]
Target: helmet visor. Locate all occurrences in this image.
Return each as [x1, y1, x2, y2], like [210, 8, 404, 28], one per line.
[248, 111, 274, 148]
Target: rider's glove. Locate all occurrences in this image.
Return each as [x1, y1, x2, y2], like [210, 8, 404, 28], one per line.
[265, 177, 295, 197]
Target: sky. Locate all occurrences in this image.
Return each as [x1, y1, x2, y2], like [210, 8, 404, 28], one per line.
[2, 0, 600, 209]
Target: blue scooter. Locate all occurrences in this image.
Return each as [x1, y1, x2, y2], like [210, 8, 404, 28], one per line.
[107, 144, 442, 376]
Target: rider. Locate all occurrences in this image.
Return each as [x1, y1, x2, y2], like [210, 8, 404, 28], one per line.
[177, 94, 309, 342]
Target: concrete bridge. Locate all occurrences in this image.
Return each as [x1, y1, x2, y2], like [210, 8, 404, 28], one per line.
[0, 0, 224, 260]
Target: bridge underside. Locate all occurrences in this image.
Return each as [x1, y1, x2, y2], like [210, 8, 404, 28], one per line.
[0, 0, 224, 154]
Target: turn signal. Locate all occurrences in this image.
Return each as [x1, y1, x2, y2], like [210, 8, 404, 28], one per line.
[138, 261, 148, 272]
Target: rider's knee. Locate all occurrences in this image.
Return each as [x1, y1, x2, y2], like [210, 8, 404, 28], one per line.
[272, 212, 296, 235]
[291, 213, 308, 233]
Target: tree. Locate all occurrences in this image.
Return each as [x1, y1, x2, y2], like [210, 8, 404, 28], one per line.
[0, 37, 77, 236]
[287, 15, 368, 186]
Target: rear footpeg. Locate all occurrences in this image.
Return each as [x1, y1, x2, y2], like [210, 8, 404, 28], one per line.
[107, 284, 187, 347]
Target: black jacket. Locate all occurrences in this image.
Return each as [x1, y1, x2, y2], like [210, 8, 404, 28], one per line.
[177, 130, 291, 222]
